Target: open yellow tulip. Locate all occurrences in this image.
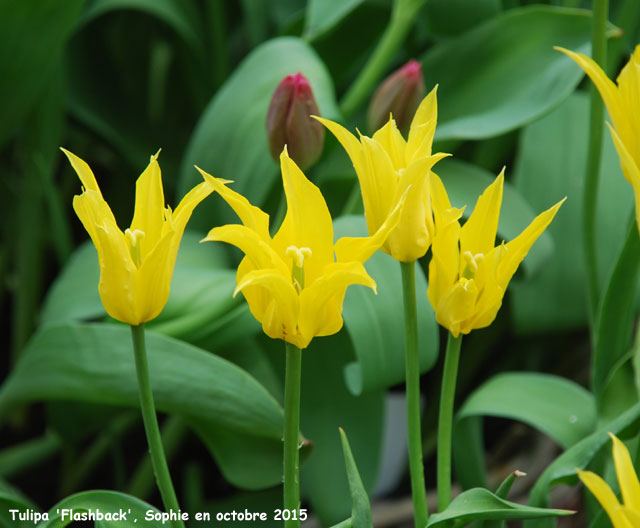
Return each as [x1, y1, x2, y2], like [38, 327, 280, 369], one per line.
[314, 86, 449, 262]
[199, 147, 405, 349]
[428, 170, 564, 337]
[62, 148, 213, 325]
[578, 434, 640, 528]
[557, 46, 640, 232]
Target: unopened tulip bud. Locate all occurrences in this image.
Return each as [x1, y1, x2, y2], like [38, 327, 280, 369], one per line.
[367, 59, 425, 135]
[266, 72, 325, 170]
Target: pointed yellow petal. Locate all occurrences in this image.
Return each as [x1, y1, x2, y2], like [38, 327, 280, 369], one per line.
[371, 116, 406, 170]
[61, 148, 102, 196]
[312, 116, 364, 176]
[135, 229, 175, 323]
[556, 47, 629, 143]
[385, 152, 450, 261]
[203, 224, 288, 276]
[610, 434, 640, 508]
[298, 262, 376, 344]
[196, 166, 269, 239]
[357, 136, 398, 236]
[73, 191, 137, 323]
[234, 269, 300, 345]
[607, 124, 640, 232]
[406, 85, 438, 163]
[334, 184, 409, 263]
[428, 218, 463, 328]
[272, 148, 334, 284]
[431, 279, 478, 338]
[130, 152, 165, 257]
[620, 508, 640, 527]
[578, 469, 626, 525]
[460, 170, 504, 257]
[496, 198, 565, 289]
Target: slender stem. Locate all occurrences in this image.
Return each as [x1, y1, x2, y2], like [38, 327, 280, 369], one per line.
[584, 0, 609, 325]
[437, 332, 462, 511]
[130, 324, 184, 528]
[283, 341, 302, 527]
[339, 0, 427, 118]
[400, 261, 429, 528]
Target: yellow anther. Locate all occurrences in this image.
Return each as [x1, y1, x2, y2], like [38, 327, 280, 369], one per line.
[285, 246, 312, 268]
[461, 250, 483, 280]
[125, 229, 146, 267]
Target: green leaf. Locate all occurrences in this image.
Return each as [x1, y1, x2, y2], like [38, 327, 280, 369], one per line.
[425, 0, 501, 37]
[425, 488, 573, 527]
[79, 0, 202, 51]
[453, 373, 596, 490]
[0, 0, 83, 146]
[511, 92, 633, 334]
[177, 36, 340, 230]
[0, 481, 40, 528]
[423, 6, 620, 141]
[0, 322, 285, 490]
[43, 490, 162, 527]
[525, 401, 640, 528]
[593, 218, 640, 403]
[435, 158, 553, 277]
[304, 0, 364, 40]
[339, 428, 373, 528]
[335, 216, 438, 394]
[296, 330, 384, 525]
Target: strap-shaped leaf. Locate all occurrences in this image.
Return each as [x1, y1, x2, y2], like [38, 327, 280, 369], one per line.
[426, 488, 573, 527]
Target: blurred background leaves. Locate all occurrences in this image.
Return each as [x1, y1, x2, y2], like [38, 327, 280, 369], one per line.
[1, 0, 640, 527]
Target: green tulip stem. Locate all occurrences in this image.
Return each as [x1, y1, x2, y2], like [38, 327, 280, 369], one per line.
[130, 324, 184, 528]
[584, 0, 609, 324]
[400, 261, 429, 528]
[437, 331, 463, 511]
[283, 341, 302, 528]
[340, 0, 427, 118]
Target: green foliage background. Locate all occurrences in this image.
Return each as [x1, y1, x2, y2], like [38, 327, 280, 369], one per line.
[1, 0, 640, 526]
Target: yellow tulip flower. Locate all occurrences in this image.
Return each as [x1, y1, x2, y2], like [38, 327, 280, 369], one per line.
[557, 46, 640, 231]
[199, 148, 405, 349]
[578, 434, 640, 528]
[314, 86, 449, 262]
[427, 170, 564, 337]
[62, 148, 213, 325]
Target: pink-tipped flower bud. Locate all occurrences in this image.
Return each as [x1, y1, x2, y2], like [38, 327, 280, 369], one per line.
[367, 59, 426, 135]
[266, 72, 325, 170]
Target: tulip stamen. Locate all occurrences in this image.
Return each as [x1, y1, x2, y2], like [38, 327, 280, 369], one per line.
[285, 246, 312, 293]
[461, 250, 483, 280]
[125, 228, 146, 267]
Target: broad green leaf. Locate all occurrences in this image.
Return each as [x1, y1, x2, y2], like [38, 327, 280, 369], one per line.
[296, 330, 384, 525]
[335, 216, 439, 394]
[425, 0, 501, 37]
[593, 218, 640, 403]
[0, 0, 83, 146]
[435, 158, 553, 277]
[511, 92, 633, 334]
[426, 488, 573, 527]
[304, 0, 364, 40]
[43, 490, 161, 527]
[0, 482, 40, 528]
[178, 36, 340, 230]
[339, 428, 373, 528]
[0, 322, 285, 489]
[423, 6, 619, 141]
[453, 373, 596, 490]
[79, 0, 202, 51]
[526, 401, 640, 528]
